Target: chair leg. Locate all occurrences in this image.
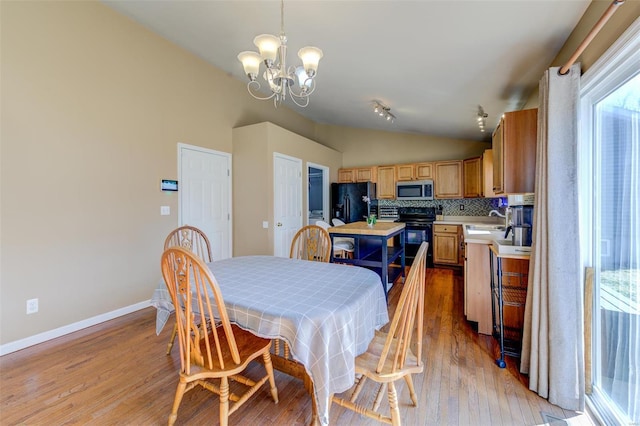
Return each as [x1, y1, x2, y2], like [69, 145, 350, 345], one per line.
[372, 383, 386, 411]
[387, 381, 401, 426]
[219, 376, 230, 426]
[350, 374, 367, 402]
[404, 374, 418, 406]
[263, 351, 279, 403]
[168, 380, 187, 426]
[166, 322, 178, 355]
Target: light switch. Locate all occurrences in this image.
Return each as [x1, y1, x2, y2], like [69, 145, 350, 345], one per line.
[262, 221, 269, 229]
[161, 206, 170, 216]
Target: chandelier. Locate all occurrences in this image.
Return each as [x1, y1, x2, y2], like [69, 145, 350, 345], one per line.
[477, 105, 488, 132]
[237, 0, 323, 108]
[373, 101, 396, 123]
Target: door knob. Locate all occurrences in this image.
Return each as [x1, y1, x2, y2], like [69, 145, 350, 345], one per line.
[277, 222, 283, 227]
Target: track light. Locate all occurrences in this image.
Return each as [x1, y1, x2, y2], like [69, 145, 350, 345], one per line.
[477, 105, 488, 133]
[372, 101, 396, 123]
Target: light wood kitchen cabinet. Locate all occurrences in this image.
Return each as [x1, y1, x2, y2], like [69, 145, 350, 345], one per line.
[492, 108, 537, 194]
[395, 164, 415, 181]
[395, 162, 433, 181]
[463, 156, 482, 198]
[433, 224, 462, 265]
[415, 162, 434, 179]
[376, 166, 396, 199]
[482, 149, 497, 198]
[434, 160, 463, 199]
[338, 167, 378, 183]
[464, 243, 493, 334]
[338, 168, 355, 183]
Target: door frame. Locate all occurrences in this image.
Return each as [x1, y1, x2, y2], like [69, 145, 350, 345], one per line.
[177, 142, 233, 258]
[307, 162, 330, 225]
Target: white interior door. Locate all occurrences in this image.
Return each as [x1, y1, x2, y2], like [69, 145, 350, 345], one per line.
[274, 153, 302, 257]
[179, 144, 232, 260]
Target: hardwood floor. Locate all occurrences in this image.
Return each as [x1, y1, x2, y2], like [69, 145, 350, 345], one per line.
[0, 268, 592, 425]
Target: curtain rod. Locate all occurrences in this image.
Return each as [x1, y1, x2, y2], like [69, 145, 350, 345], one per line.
[559, 0, 625, 75]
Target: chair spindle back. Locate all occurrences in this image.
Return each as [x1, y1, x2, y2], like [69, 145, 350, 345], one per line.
[161, 247, 239, 375]
[377, 241, 427, 374]
[289, 225, 332, 262]
[164, 225, 213, 263]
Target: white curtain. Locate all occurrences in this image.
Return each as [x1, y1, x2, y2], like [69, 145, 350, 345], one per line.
[520, 63, 585, 411]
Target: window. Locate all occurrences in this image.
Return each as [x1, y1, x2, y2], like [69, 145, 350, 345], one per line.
[580, 19, 640, 425]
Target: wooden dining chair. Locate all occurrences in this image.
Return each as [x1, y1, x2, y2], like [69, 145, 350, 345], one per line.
[163, 225, 213, 354]
[289, 224, 332, 262]
[160, 247, 279, 426]
[164, 225, 213, 263]
[331, 241, 428, 426]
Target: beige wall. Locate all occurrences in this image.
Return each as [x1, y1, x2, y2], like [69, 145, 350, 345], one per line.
[524, 0, 640, 108]
[232, 122, 342, 256]
[316, 124, 489, 167]
[0, 1, 317, 344]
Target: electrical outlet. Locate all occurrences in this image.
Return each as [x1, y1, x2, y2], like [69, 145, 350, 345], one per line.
[459, 204, 465, 211]
[26, 298, 38, 314]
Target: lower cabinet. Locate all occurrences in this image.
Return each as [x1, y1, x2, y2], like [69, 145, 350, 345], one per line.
[464, 243, 493, 334]
[433, 224, 463, 266]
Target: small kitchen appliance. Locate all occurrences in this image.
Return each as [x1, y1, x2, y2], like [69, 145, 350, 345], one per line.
[505, 193, 534, 247]
[396, 180, 434, 201]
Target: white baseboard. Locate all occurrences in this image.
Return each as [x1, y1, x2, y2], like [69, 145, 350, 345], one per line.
[0, 300, 151, 356]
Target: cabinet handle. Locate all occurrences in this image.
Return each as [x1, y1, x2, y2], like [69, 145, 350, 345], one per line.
[277, 222, 283, 227]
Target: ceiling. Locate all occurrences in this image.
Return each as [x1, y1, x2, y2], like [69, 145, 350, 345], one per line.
[102, 0, 591, 142]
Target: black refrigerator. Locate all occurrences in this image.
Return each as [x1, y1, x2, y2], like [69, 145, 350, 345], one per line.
[331, 182, 376, 223]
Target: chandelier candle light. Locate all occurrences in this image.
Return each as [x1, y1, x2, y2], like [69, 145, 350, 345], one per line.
[237, 0, 323, 108]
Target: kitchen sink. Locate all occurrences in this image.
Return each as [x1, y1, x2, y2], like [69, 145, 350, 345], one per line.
[492, 239, 532, 255]
[466, 224, 506, 236]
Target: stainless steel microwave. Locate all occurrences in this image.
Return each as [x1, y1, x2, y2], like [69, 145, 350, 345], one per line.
[396, 180, 434, 200]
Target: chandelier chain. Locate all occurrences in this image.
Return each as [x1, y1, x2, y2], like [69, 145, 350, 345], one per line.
[280, 0, 285, 37]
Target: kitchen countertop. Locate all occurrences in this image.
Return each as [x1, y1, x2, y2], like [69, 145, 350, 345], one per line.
[434, 216, 506, 226]
[434, 216, 507, 245]
[329, 221, 405, 236]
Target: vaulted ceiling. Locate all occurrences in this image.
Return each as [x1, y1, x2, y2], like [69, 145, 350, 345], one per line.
[103, 0, 591, 141]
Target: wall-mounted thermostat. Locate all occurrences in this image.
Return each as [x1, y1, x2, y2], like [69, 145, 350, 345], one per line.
[161, 179, 178, 191]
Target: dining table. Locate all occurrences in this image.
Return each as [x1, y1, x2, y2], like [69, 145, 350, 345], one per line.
[150, 255, 389, 426]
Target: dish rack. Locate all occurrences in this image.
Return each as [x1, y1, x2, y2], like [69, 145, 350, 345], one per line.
[490, 250, 529, 368]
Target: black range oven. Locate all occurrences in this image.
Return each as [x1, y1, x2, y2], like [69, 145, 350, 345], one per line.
[396, 207, 435, 268]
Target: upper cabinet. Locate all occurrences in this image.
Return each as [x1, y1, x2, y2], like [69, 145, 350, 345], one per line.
[463, 156, 482, 198]
[338, 166, 378, 183]
[377, 166, 396, 199]
[395, 162, 433, 181]
[482, 149, 497, 198]
[434, 160, 463, 199]
[395, 164, 415, 181]
[415, 162, 434, 180]
[492, 108, 538, 194]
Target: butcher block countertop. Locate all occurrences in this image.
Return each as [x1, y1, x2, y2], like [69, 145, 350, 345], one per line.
[328, 221, 405, 236]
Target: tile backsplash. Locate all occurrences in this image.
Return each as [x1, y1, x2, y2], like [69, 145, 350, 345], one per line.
[376, 197, 505, 217]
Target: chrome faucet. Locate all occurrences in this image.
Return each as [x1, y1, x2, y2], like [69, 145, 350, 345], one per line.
[489, 208, 511, 228]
